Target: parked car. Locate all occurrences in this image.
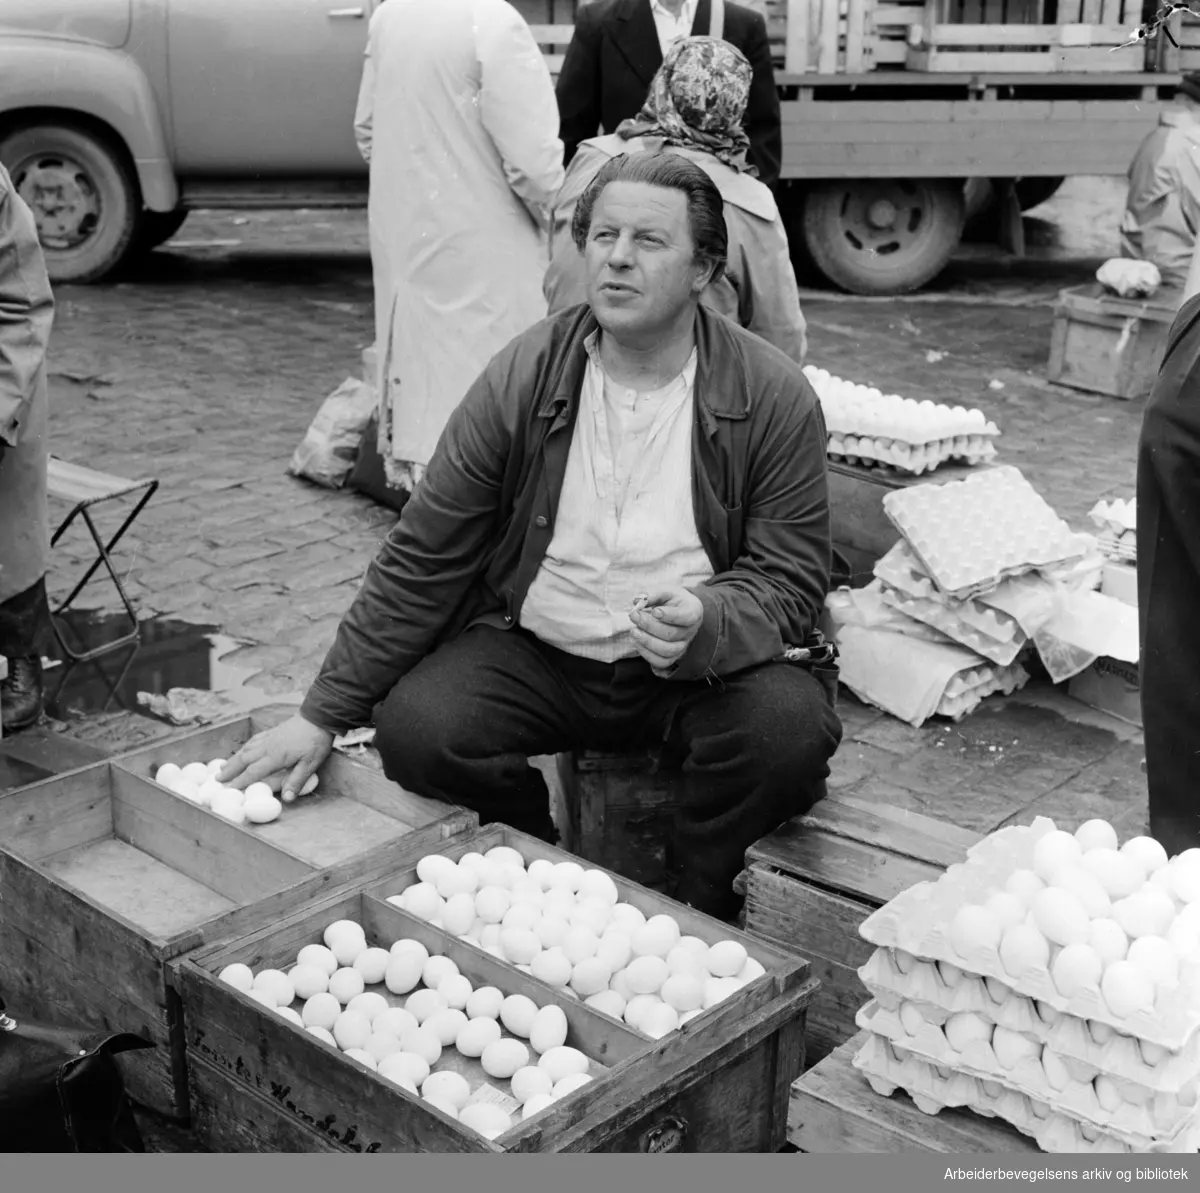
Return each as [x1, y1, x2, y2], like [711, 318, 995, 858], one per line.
[0, 0, 378, 284]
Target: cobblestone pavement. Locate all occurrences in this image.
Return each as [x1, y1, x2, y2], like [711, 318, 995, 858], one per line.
[26, 180, 1146, 836]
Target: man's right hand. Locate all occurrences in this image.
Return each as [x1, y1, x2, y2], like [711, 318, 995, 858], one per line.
[218, 715, 335, 800]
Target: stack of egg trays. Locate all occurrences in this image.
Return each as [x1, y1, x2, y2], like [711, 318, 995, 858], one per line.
[827, 433, 998, 475]
[881, 467, 1090, 602]
[1087, 500, 1136, 564]
[851, 816, 1200, 1151]
[934, 662, 1029, 720]
[851, 1031, 1200, 1154]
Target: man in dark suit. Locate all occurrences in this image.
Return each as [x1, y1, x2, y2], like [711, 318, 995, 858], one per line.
[556, 0, 782, 187]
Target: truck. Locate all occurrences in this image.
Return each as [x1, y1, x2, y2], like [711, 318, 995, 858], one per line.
[0, 0, 1185, 294]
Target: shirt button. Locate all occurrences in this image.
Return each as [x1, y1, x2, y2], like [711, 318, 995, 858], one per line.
[535, 515, 548, 528]
[504, 615, 513, 624]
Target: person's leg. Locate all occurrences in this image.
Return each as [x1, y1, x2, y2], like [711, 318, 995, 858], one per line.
[372, 626, 592, 841]
[658, 661, 843, 920]
[0, 576, 51, 731]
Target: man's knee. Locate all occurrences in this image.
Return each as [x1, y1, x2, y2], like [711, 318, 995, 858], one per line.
[735, 664, 842, 781]
[373, 677, 453, 788]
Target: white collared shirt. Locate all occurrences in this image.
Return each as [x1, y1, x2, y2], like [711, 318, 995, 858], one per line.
[650, 0, 698, 56]
[520, 331, 715, 662]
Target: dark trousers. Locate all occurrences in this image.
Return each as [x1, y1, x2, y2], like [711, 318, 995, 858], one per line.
[0, 577, 51, 660]
[374, 625, 843, 919]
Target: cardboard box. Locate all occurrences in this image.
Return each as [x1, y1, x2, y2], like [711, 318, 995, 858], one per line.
[1068, 656, 1141, 727]
[1101, 561, 1137, 607]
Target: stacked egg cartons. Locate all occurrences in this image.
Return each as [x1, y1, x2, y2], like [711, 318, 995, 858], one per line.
[852, 815, 1200, 1153]
[803, 365, 1000, 475]
[1088, 498, 1136, 564]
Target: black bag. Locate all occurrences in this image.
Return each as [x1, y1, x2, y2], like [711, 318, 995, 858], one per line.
[0, 999, 152, 1152]
[345, 412, 410, 515]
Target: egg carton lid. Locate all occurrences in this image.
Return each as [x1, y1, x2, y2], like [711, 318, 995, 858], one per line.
[853, 1030, 1200, 1153]
[824, 421, 1001, 449]
[874, 541, 939, 600]
[856, 999, 1194, 1140]
[880, 588, 1024, 667]
[1088, 498, 1136, 534]
[883, 466, 1089, 601]
[860, 948, 1200, 1095]
[937, 661, 1029, 720]
[859, 819, 1200, 1050]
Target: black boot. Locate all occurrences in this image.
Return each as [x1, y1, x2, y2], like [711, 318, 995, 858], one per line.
[1, 656, 44, 732]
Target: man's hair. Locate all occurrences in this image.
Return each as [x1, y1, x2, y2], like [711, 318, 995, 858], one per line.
[570, 152, 727, 283]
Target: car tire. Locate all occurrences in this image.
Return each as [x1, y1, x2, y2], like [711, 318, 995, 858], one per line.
[132, 208, 189, 253]
[800, 178, 966, 296]
[0, 124, 140, 284]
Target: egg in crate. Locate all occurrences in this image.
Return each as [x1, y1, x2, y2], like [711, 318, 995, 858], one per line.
[219, 963, 254, 993]
[332, 1011, 373, 1052]
[422, 1070, 472, 1111]
[297, 943, 338, 977]
[1081, 849, 1144, 900]
[1032, 829, 1083, 883]
[353, 948, 391, 986]
[1121, 835, 1169, 877]
[424, 1009, 469, 1047]
[302, 992, 342, 1031]
[1100, 959, 1156, 1017]
[252, 969, 295, 1007]
[464, 986, 504, 1020]
[531, 948, 573, 988]
[528, 1005, 568, 1055]
[640, 1003, 680, 1039]
[705, 940, 747, 978]
[456, 1017, 502, 1057]
[379, 1051, 430, 1089]
[365, 1032, 404, 1063]
[324, 920, 368, 964]
[632, 915, 681, 959]
[328, 967, 366, 1005]
[538, 1045, 589, 1085]
[1050, 943, 1102, 998]
[459, 1102, 512, 1140]
[374, 1007, 419, 1040]
[346, 992, 389, 1024]
[998, 922, 1049, 977]
[384, 950, 425, 995]
[404, 988, 447, 1025]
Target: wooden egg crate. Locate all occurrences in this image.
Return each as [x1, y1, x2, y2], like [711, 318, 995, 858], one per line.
[0, 719, 473, 1122]
[174, 823, 818, 1152]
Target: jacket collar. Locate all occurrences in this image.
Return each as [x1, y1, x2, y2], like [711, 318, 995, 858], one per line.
[537, 304, 752, 431]
[613, 0, 664, 87]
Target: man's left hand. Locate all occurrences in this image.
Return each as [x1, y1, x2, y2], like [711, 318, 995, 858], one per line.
[629, 587, 704, 676]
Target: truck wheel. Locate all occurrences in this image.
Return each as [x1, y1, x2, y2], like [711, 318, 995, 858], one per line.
[800, 179, 966, 296]
[0, 124, 139, 284]
[132, 209, 189, 253]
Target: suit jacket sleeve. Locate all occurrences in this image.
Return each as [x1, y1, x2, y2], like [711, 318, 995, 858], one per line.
[740, 11, 782, 188]
[556, 4, 604, 168]
[671, 382, 830, 682]
[0, 169, 54, 450]
[299, 358, 517, 733]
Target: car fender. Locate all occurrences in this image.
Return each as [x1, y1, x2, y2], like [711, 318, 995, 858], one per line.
[0, 39, 178, 211]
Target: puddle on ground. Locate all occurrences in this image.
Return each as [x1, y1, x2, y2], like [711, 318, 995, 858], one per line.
[40, 608, 291, 722]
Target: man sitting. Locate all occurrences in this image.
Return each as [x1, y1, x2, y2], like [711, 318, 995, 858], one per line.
[222, 153, 842, 920]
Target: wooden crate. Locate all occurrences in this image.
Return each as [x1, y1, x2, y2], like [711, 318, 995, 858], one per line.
[1048, 285, 1177, 401]
[0, 717, 474, 1121]
[789, 1034, 1041, 1152]
[174, 822, 817, 1152]
[553, 749, 682, 891]
[1157, 10, 1200, 72]
[740, 796, 979, 1067]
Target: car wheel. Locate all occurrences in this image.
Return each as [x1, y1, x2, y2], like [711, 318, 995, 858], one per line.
[0, 124, 139, 284]
[800, 179, 966, 296]
[132, 208, 189, 253]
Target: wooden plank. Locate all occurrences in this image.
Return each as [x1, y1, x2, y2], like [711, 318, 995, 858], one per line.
[818, 0, 842, 72]
[0, 761, 114, 860]
[789, 1035, 1041, 1152]
[785, 0, 811, 71]
[846, 0, 869, 71]
[919, 22, 1130, 45]
[909, 46, 1143, 70]
[109, 767, 315, 902]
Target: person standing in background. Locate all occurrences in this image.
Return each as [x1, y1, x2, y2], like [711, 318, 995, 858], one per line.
[353, 0, 565, 497]
[0, 163, 54, 732]
[556, 0, 782, 188]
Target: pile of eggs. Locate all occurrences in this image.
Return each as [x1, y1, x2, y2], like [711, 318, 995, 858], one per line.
[219, 919, 597, 1140]
[946, 821, 1185, 1020]
[387, 849, 766, 1039]
[152, 756, 318, 826]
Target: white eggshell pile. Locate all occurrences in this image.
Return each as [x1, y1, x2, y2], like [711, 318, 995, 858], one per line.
[153, 753, 317, 821]
[389, 850, 768, 1039]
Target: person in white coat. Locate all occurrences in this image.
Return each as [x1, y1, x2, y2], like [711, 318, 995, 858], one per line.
[354, 0, 566, 496]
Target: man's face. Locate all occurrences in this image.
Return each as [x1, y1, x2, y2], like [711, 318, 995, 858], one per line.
[584, 181, 713, 340]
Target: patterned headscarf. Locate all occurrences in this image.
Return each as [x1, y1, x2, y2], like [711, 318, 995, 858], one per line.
[616, 36, 755, 176]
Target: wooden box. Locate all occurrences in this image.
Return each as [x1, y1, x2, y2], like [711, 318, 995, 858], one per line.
[174, 823, 818, 1152]
[553, 749, 682, 891]
[1048, 285, 1177, 402]
[740, 796, 979, 1066]
[789, 1034, 1040, 1152]
[0, 716, 474, 1121]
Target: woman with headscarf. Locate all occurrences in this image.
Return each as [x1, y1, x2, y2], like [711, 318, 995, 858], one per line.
[544, 35, 806, 364]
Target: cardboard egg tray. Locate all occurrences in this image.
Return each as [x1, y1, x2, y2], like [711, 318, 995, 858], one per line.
[1095, 530, 1137, 564]
[856, 1000, 1195, 1139]
[1089, 498, 1136, 537]
[852, 1031, 1200, 1153]
[936, 661, 1029, 720]
[859, 948, 1200, 1096]
[858, 818, 1200, 1049]
[881, 467, 1090, 601]
[827, 434, 997, 476]
[879, 586, 1024, 667]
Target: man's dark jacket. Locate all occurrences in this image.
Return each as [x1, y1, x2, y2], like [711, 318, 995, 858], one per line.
[301, 305, 830, 733]
[555, 0, 783, 188]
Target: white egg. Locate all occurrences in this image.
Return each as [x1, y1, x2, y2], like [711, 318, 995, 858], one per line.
[1005, 869, 1046, 906]
[384, 952, 425, 996]
[181, 761, 211, 787]
[623, 994, 661, 1030]
[244, 780, 274, 804]
[301, 992, 341, 1030]
[511, 1065, 554, 1104]
[1082, 849, 1145, 900]
[324, 920, 367, 961]
[610, 903, 647, 932]
[578, 869, 620, 906]
[485, 845, 527, 871]
[1171, 858, 1200, 904]
[510, 880, 546, 909]
[983, 891, 1027, 930]
[458, 1102, 511, 1140]
[1127, 935, 1180, 988]
[378, 1051, 430, 1089]
[502, 903, 542, 933]
[526, 858, 555, 890]
[415, 854, 457, 886]
[660, 974, 705, 1013]
[1032, 888, 1091, 947]
[421, 1070, 472, 1110]
[365, 1031, 403, 1063]
[345, 992, 389, 1024]
[538, 1045, 589, 1084]
[399, 882, 444, 922]
[997, 921, 1051, 979]
[1140, 1038, 1169, 1066]
[569, 898, 613, 936]
[500, 927, 541, 966]
[197, 778, 227, 807]
[253, 969, 296, 1007]
[433, 974, 470, 1012]
[297, 944, 339, 977]
[531, 948, 574, 988]
[422, 956, 459, 989]
[1034, 1000, 1062, 1028]
[609, 967, 635, 1003]
[435, 865, 479, 900]
[702, 977, 740, 1008]
[548, 861, 584, 893]
[210, 795, 247, 825]
[155, 762, 184, 787]
[1042, 1049, 1071, 1091]
[1113, 889, 1176, 939]
[529, 1005, 569, 1055]
[706, 940, 749, 978]
[640, 1002, 680, 1039]
[992, 1026, 1042, 1071]
[569, 957, 612, 998]
[475, 886, 512, 925]
[1050, 943, 1102, 998]
[1167, 918, 1200, 960]
[332, 1011, 373, 1052]
[219, 963, 254, 993]
[552, 1073, 593, 1098]
[374, 1007, 419, 1040]
[500, 994, 539, 1038]
[404, 988, 447, 1025]
[399, 1025, 443, 1067]
[983, 976, 1010, 1006]
[1101, 960, 1156, 1018]
[1088, 918, 1130, 967]
[948, 905, 1003, 957]
[625, 955, 670, 996]
[248, 989, 278, 1010]
[390, 939, 429, 964]
[275, 1006, 304, 1028]
[522, 1093, 555, 1120]
[1032, 829, 1083, 882]
[483, 1037, 532, 1079]
[632, 916, 680, 959]
[584, 990, 626, 1019]
[442, 892, 478, 938]
[328, 967, 365, 1005]
[1094, 1073, 1123, 1113]
[1050, 867, 1112, 919]
[343, 1048, 377, 1070]
[1121, 836, 1170, 876]
[944, 1012, 993, 1053]
[561, 926, 600, 966]
[456, 1016, 502, 1057]
[353, 947, 391, 986]
[307, 1025, 337, 1047]
[1075, 819, 1119, 853]
[541, 889, 577, 921]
